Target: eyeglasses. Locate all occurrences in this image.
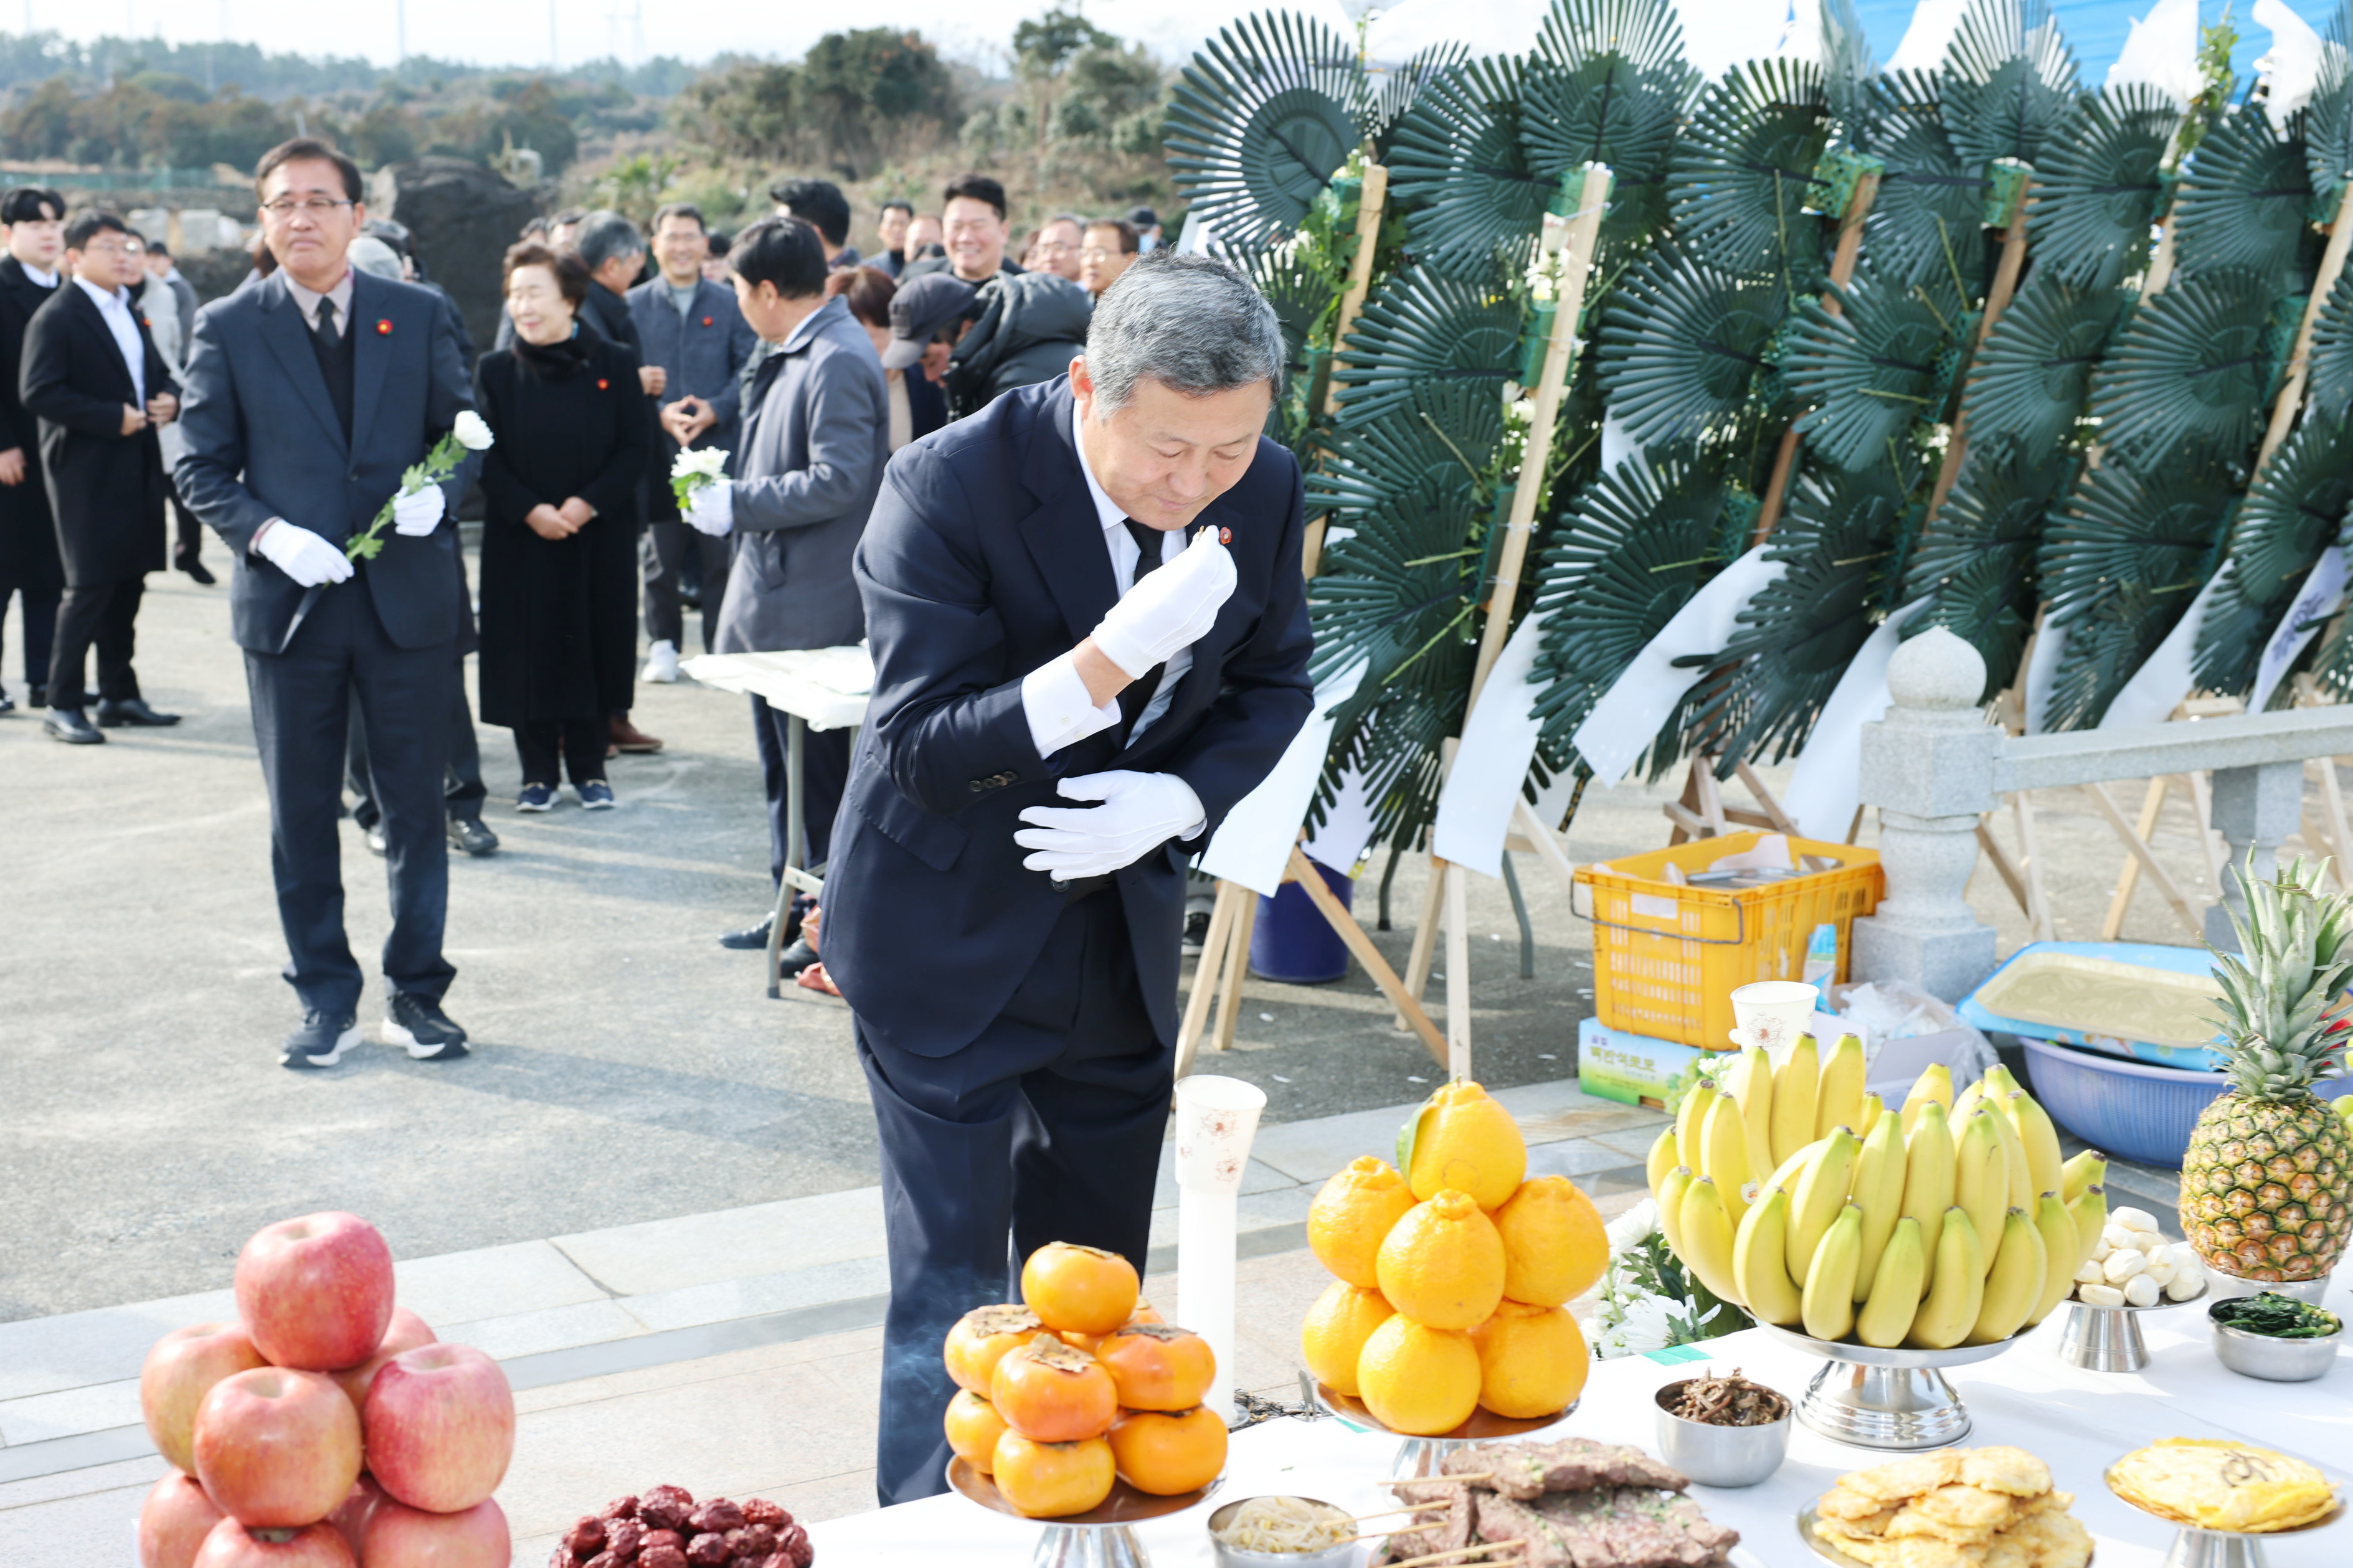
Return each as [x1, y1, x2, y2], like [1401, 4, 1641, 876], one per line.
[944, 219, 1000, 237]
[80, 240, 143, 258]
[1080, 247, 1125, 262]
[260, 197, 354, 220]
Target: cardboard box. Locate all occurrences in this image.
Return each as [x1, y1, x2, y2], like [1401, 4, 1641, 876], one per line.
[1578, 1017, 1715, 1113]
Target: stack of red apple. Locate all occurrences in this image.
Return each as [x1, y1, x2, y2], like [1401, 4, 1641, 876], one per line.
[551, 1487, 814, 1568]
[135, 1212, 517, 1568]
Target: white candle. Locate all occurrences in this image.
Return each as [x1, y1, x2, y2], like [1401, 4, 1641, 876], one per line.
[1171, 1074, 1266, 1425]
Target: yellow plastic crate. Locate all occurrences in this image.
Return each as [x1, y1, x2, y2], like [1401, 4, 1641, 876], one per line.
[1573, 831, 1883, 1049]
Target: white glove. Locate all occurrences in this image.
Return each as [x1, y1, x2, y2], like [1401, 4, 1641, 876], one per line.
[255, 521, 354, 587]
[391, 484, 446, 537]
[686, 479, 735, 537]
[1090, 526, 1235, 679]
[1015, 770, 1207, 880]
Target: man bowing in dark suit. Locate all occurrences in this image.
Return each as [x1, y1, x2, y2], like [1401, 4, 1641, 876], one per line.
[820, 253, 1314, 1505]
[176, 139, 483, 1070]
[21, 210, 181, 742]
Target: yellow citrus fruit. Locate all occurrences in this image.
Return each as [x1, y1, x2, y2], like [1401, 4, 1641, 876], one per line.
[1404, 1080, 1528, 1211]
[1307, 1157, 1416, 1287]
[1469, 1300, 1589, 1419]
[1355, 1315, 1480, 1436]
[1375, 1189, 1507, 1331]
[1489, 1176, 1609, 1307]
[1298, 1280, 1395, 1396]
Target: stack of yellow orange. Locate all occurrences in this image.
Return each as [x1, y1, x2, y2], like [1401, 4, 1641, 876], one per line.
[1300, 1081, 1606, 1435]
[941, 1242, 1227, 1518]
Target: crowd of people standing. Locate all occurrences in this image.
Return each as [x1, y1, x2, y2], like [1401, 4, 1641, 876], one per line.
[0, 144, 1175, 1057]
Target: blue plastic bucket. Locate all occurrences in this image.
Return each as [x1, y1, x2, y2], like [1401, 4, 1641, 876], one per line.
[1251, 861, 1354, 983]
[2021, 1036, 2353, 1169]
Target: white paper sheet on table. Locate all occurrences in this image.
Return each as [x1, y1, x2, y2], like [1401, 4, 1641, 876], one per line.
[1198, 659, 1367, 897]
[1430, 610, 1548, 879]
[680, 648, 872, 730]
[1573, 544, 1786, 787]
[1779, 597, 1929, 842]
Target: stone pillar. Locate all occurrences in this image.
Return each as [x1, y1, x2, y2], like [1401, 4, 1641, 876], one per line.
[2204, 762, 2304, 949]
[1850, 628, 2004, 1000]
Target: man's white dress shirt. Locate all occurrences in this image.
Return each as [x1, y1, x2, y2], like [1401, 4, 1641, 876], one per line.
[73, 277, 146, 406]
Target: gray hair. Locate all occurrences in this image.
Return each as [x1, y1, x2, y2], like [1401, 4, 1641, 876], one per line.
[1084, 252, 1283, 413]
[572, 209, 644, 272]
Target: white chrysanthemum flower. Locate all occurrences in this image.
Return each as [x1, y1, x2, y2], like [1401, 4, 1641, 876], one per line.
[452, 410, 494, 450]
[1604, 1199, 1658, 1255]
[673, 447, 731, 482]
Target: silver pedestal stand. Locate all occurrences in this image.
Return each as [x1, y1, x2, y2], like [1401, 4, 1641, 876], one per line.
[2107, 1468, 2342, 1568]
[1307, 1376, 1576, 1480]
[2056, 1282, 2209, 1372]
[1754, 1323, 2016, 1450]
[949, 1457, 1223, 1568]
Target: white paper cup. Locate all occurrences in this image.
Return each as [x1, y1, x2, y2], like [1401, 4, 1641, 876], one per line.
[1730, 981, 1819, 1055]
[1173, 1074, 1267, 1194]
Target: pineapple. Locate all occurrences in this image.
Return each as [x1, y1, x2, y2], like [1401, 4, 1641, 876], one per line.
[2182, 856, 2353, 1283]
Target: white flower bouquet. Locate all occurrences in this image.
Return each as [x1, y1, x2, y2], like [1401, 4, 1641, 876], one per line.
[671, 446, 731, 513]
[346, 410, 495, 562]
[1575, 1198, 1745, 1359]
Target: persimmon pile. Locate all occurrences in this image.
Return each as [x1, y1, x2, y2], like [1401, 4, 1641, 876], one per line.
[942, 1242, 1226, 1518]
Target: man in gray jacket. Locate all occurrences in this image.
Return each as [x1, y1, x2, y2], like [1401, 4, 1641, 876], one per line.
[629, 202, 759, 681]
[684, 216, 887, 965]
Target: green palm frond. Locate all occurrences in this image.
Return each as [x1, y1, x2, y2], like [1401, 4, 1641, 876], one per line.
[2042, 456, 2235, 626]
[1322, 661, 1472, 848]
[1307, 379, 1506, 524]
[1388, 55, 1550, 284]
[2194, 412, 2353, 696]
[1596, 248, 1787, 445]
[1328, 268, 1523, 427]
[1939, 0, 2080, 169]
[1165, 11, 1368, 250]
[2171, 105, 2317, 283]
[2307, 2, 2353, 202]
[1780, 266, 1958, 470]
[1962, 268, 2130, 461]
[1236, 242, 1337, 451]
[1693, 454, 1917, 765]
[1311, 471, 1482, 684]
[1820, 0, 1879, 133]
[1529, 449, 1740, 775]
[1860, 70, 1993, 292]
[2085, 265, 2282, 460]
[1667, 56, 1832, 280]
[1370, 41, 1471, 148]
[1903, 445, 2073, 694]
[1520, 0, 1699, 256]
[2310, 267, 2353, 420]
[2029, 84, 2176, 288]
[2045, 581, 2183, 730]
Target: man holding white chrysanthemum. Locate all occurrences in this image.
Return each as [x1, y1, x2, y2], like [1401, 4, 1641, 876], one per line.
[176, 138, 487, 1070]
[679, 215, 888, 969]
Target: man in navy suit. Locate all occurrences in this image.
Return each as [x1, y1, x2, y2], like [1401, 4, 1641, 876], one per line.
[821, 253, 1313, 1504]
[176, 138, 483, 1070]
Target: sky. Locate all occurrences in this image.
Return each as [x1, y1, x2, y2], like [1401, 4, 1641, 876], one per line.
[7, 0, 2342, 79]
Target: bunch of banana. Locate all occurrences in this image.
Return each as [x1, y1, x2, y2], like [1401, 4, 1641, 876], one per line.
[1648, 1046, 2103, 1351]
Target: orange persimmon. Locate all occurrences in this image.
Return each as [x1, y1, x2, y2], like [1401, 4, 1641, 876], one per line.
[988, 1337, 1117, 1442]
[943, 1305, 1044, 1395]
[1094, 1323, 1214, 1412]
[1021, 1243, 1139, 1337]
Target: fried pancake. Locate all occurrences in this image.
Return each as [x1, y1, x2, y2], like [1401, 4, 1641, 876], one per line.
[1842, 1453, 1966, 1504]
[1958, 1447, 2052, 1498]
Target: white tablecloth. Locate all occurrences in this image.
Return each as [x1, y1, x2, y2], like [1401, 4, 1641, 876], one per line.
[680, 648, 871, 730]
[807, 1308, 2352, 1566]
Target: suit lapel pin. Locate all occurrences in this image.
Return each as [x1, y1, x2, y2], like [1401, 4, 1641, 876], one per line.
[1219, 527, 1232, 544]
[376, 319, 392, 335]
[597, 377, 610, 390]
[702, 316, 714, 326]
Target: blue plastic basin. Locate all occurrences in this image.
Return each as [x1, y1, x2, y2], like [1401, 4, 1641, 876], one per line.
[2021, 1036, 2353, 1169]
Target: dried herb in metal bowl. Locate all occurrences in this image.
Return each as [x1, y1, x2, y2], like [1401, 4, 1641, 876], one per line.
[1665, 1369, 1791, 1426]
[2210, 1292, 2342, 1339]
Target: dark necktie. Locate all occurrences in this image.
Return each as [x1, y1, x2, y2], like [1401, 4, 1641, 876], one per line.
[1116, 520, 1169, 741]
[313, 295, 339, 346]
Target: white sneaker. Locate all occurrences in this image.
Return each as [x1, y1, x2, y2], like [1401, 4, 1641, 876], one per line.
[643, 640, 681, 683]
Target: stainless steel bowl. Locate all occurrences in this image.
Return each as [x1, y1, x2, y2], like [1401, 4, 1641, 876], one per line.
[2207, 1305, 2343, 1382]
[1652, 1380, 1791, 1488]
[1206, 1496, 1366, 1567]
[2202, 1268, 2334, 1305]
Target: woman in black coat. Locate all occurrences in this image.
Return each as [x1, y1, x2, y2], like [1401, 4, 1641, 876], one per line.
[473, 243, 648, 810]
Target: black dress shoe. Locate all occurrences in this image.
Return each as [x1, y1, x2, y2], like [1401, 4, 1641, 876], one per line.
[44, 707, 103, 744]
[177, 555, 217, 585]
[448, 817, 500, 856]
[29, 683, 46, 707]
[96, 697, 181, 727]
[775, 938, 821, 978]
[384, 992, 468, 1060]
[719, 915, 774, 950]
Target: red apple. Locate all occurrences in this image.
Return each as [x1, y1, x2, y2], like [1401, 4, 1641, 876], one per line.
[362, 1344, 514, 1513]
[356, 1497, 510, 1568]
[192, 1367, 362, 1528]
[328, 1306, 437, 1413]
[143, 1323, 271, 1474]
[325, 1476, 385, 1559]
[191, 1519, 355, 1568]
[234, 1213, 394, 1371]
[140, 1472, 227, 1568]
